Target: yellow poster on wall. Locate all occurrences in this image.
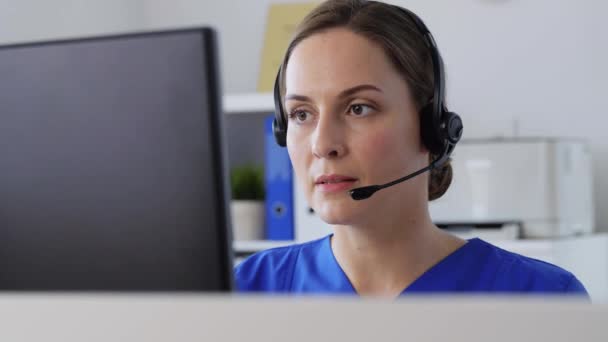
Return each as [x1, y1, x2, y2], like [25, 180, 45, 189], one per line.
[257, 2, 319, 92]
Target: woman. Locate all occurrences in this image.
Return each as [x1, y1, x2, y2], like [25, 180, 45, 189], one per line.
[235, 0, 587, 297]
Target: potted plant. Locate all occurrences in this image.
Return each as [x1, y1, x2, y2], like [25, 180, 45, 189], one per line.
[230, 164, 265, 241]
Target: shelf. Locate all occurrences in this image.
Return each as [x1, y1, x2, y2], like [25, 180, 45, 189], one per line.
[233, 239, 295, 253]
[223, 92, 274, 114]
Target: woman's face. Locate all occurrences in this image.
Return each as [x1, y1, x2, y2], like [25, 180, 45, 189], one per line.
[284, 28, 429, 226]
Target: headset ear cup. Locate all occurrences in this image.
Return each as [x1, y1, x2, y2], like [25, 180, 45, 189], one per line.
[444, 112, 463, 144]
[419, 103, 443, 154]
[273, 118, 287, 147]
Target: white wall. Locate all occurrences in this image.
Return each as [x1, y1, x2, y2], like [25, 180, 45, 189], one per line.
[0, 0, 146, 44]
[2, 0, 606, 231]
[137, 0, 310, 94]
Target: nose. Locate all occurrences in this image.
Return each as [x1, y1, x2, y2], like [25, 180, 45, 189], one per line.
[311, 112, 346, 159]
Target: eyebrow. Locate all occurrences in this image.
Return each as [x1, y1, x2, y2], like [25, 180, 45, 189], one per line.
[284, 84, 383, 102]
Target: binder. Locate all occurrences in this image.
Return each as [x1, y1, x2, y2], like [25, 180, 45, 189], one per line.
[264, 115, 294, 240]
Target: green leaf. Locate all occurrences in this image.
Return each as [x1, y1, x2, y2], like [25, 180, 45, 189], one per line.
[230, 164, 265, 200]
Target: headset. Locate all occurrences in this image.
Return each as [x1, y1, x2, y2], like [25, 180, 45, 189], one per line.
[271, 5, 463, 200]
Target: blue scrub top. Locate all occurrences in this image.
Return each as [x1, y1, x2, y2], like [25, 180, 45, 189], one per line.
[234, 235, 588, 295]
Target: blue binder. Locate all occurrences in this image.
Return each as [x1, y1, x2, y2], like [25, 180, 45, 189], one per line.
[264, 115, 294, 240]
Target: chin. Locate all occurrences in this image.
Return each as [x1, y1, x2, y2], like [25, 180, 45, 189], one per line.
[312, 195, 365, 225]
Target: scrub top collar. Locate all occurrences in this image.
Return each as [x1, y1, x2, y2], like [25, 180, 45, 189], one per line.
[319, 234, 479, 295]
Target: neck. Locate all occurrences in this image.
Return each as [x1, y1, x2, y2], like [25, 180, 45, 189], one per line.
[330, 207, 464, 297]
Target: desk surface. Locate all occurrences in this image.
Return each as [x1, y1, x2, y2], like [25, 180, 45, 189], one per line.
[0, 294, 605, 342]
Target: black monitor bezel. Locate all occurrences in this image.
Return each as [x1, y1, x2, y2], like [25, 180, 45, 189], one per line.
[0, 27, 234, 292]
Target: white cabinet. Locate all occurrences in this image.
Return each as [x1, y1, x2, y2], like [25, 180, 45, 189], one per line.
[493, 234, 608, 302]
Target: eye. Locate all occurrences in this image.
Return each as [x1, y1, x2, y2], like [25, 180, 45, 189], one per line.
[288, 109, 311, 124]
[349, 104, 374, 116]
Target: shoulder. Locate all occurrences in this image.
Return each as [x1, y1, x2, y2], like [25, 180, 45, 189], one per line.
[471, 239, 587, 294]
[234, 236, 328, 292]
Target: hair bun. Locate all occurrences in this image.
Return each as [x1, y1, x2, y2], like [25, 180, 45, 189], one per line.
[428, 156, 452, 201]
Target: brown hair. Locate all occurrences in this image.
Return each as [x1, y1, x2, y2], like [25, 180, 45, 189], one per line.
[278, 0, 452, 201]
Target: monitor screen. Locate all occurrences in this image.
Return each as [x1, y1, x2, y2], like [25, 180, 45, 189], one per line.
[0, 28, 233, 291]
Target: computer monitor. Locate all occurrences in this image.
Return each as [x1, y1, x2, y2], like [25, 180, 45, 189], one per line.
[0, 28, 233, 291]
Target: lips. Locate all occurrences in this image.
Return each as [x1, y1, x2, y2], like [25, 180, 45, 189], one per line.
[314, 174, 358, 193]
[315, 174, 358, 185]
